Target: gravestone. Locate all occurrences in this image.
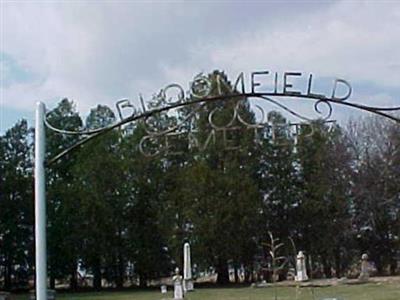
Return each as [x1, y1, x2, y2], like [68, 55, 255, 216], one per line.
[358, 253, 369, 282]
[160, 285, 167, 294]
[172, 267, 184, 299]
[183, 242, 194, 292]
[295, 251, 309, 282]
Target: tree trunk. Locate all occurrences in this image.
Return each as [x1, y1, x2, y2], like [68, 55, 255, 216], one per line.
[4, 260, 12, 291]
[334, 252, 342, 278]
[50, 273, 55, 290]
[244, 265, 253, 283]
[69, 268, 78, 291]
[93, 260, 102, 290]
[139, 273, 147, 288]
[390, 259, 397, 276]
[322, 258, 332, 278]
[321, 255, 332, 278]
[116, 255, 124, 289]
[216, 258, 230, 285]
[375, 256, 383, 275]
[234, 264, 239, 283]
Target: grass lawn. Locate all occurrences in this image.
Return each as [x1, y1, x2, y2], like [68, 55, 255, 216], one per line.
[12, 283, 400, 300]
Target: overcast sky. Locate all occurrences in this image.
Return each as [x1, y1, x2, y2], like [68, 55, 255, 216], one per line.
[1, 0, 399, 133]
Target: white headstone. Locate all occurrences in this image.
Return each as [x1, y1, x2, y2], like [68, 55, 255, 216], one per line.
[172, 267, 184, 299]
[358, 253, 370, 281]
[160, 285, 167, 294]
[183, 242, 194, 291]
[295, 251, 309, 282]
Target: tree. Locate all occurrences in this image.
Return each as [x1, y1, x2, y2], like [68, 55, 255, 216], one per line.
[120, 122, 171, 287]
[348, 117, 400, 274]
[297, 121, 353, 278]
[45, 99, 83, 289]
[0, 120, 33, 290]
[71, 105, 126, 289]
[258, 112, 301, 256]
[162, 71, 263, 284]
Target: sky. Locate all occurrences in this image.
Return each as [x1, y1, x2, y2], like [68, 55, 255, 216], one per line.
[1, 0, 399, 133]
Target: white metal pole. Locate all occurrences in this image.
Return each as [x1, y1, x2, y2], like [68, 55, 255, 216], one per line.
[35, 101, 47, 300]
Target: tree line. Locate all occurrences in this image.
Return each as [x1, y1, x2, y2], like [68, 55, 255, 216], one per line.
[1, 71, 399, 291]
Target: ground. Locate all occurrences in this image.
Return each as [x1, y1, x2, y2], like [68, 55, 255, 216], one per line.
[11, 282, 400, 300]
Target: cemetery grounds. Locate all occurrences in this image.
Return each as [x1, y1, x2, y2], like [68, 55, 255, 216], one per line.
[10, 277, 400, 300]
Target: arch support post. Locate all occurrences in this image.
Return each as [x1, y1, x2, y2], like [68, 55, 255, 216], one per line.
[35, 101, 47, 300]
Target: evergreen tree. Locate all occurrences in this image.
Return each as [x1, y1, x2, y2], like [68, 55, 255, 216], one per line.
[0, 120, 33, 290]
[71, 105, 124, 289]
[165, 71, 263, 284]
[297, 121, 353, 278]
[45, 99, 83, 289]
[120, 123, 171, 287]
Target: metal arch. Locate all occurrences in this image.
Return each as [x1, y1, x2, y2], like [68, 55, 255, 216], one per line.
[36, 82, 400, 300]
[45, 92, 400, 166]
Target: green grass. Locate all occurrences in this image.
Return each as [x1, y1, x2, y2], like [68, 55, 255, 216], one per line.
[12, 283, 400, 300]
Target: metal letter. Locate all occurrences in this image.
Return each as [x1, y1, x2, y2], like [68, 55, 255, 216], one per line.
[199, 129, 216, 151]
[208, 106, 237, 129]
[223, 127, 241, 151]
[331, 79, 352, 101]
[233, 72, 246, 94]
[116, 99, 137, 121]
[165, 132, 185, 156]
[139, 135, 161, 157]
[140, 94, 148, 112]
[188, 131, 200, 150]
[161, 84, 185, 105]
[283, 72, 302, 95]
[307, 74, 326, 99]
[251, 71, 269, 93]
[191, 74, 212, 99]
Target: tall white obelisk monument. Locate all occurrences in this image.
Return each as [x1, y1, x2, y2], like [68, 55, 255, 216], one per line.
[295, 251, 309, 282]
[183, 242, 194, 291]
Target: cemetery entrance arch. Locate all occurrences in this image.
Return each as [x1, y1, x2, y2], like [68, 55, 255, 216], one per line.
[34, 72, 400, 300]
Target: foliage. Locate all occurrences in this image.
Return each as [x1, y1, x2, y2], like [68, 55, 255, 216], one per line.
[0, 120, 33, 290]
[0, 72, 399, 290]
